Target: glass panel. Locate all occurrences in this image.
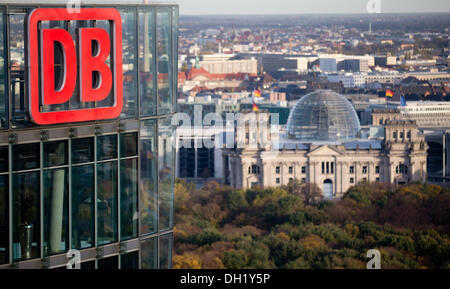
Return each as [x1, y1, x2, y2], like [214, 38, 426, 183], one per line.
[71, 137, 94, 164]
[138, 8, 156, 116]
[81, 260, 95, 270]
[156, 8, 173, 115]
[43, 169, 69, 256]
[44, 140, 68, 168]
[141, 237, 157, 269]
[158, 118, 174, 231]
[97, 135, 118, 161]
[72, 165, 94, 249]
[72, 137, 94, 164]
[171, 6, 178, 111]
[0, 10, 7, 129]
[98, 255, 119, 270]
[120, 158, 138, 241]
[120, 132, 138, 158]
[0, 146, 8, 173]
[13, 143, 40, 171]
[97, 162, 118, 246]
[9, 13, 28, 126]
[121, 251, 139, 269]
[159, 233, 173, 269]
[12, 172, 40, 261]
[120, 8, 138, 118]
[0, 175, 8, 264]
[140, 120, 157, 234]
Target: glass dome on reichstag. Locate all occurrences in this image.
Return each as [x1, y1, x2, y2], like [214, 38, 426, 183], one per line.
[287, 90, 361, 142]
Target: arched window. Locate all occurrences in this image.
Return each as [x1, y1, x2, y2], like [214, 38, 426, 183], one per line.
[250, 164, 260, 175]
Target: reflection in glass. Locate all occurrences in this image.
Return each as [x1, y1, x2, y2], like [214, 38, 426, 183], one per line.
[121, 251, 139, 269]
[97, 162, 118, 246]
[71, 137, 94, 164]
[97, 135, 118, 161]
[9, 13, 27, 126]
[44, 140, 68, 168]
[0, 146, 8, 173]
[120, 159, 138, 241]
[43, 169, 68, 256]
[94, 20, 114, 109]
[138, 8, 156, 116]
[72, 165, 94, 249]
[156, 8, 173, 115]
[81, 261, 95, 270]
[12, 172, 40, 261]
[13, 143, 40, 171]
[160, 233, 173, 269]
[0, 9, 7, 129]
[141, 237, 157, 269]
[158, 118, 174, 231]
[120, 132, 138, 158]
[98, 255, 119, 269]
[140, 120, 157, 234]
[0, 175, 8, 264]
[120, 8, 138, 118]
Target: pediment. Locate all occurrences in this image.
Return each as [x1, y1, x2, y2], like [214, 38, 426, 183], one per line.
[307, 145, 344, 157]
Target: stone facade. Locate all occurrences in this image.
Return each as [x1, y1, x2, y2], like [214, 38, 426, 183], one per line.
[223, 118, 427, 199]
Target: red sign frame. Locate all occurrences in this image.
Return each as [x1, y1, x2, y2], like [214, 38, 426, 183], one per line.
[27, 8, 123, 125]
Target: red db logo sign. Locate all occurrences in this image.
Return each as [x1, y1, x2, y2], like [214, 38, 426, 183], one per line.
[27, 8, 123, 125]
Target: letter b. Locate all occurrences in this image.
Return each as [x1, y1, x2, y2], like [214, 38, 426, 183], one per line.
[79, 28, 112, 103]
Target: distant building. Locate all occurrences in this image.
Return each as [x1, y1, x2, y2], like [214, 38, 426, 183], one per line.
[223, 90, 428, 198]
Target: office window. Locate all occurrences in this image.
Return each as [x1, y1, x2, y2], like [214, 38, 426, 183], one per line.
[276, 178, 280, 184]
[331, 162, 334, 174]
[97, 135, 118, 161]
[376, 166, 380, 174]
[156, 7, 173, 115]
[97, 162, 118, 246]
[407, 131, 411, 139]
[400, 132, 404, 139]
[322, 162, 325, 174]
[301, 178, 306, 184]
[138, 7, 156, 116]
[71, 137, 94, 164]
[362, 166, 367, 174]
[393, 132, 397, 139]
[376, 177, 380, 182]
[276, 166, 280, 174]
[349, 166, 354, 174]
[0, 9, 6, 129]
[97, 255, 119, 270]
[289, 167, 293, 174]
[119, 8, 138, 118]
[120, 132, 138, 158]
[159, 118, 174, 231]
[301, 166, 306, 174]
[121, 251, 139, 269]
[140, 120, 157, 235]
[350, 178, 354, 184]
[44, 140, 68, 168]
[0, 175, 8, 264]
[80, 261, 95, 270]
[12, 172, 40, 261]
[13, 143, 40, 171]
[43, 169, 69, 256]
[120, 159, 138, 241]
[72, 165, 94, 250]
[141, 237, 158, 269]
[0, 146, 7, 173]
[160, 233, 173, 269]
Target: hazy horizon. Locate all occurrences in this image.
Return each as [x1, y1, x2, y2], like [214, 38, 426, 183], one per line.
[175, 0, 450, 15]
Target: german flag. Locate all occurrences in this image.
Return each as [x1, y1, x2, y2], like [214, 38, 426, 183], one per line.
[386, 89, 394, 98]
[253, 103, 259, 112]
[254, 89, 261, 97]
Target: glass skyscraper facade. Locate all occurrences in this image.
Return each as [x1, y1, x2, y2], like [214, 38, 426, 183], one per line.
[0, 2, 178, 269]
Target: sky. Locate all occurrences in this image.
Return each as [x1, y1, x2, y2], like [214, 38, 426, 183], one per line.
[172, 0, 450, 15]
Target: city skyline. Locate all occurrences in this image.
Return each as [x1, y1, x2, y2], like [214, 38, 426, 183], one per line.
[176, 0, 450, 15]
